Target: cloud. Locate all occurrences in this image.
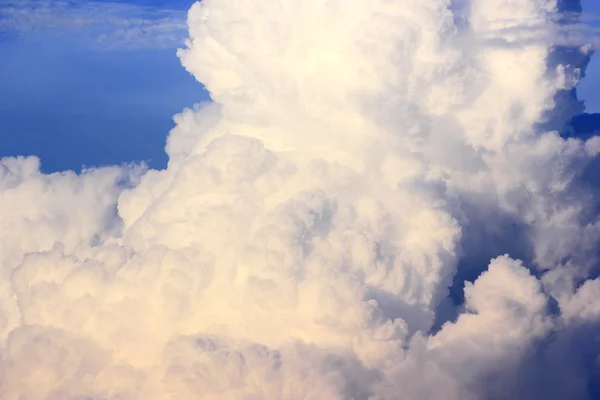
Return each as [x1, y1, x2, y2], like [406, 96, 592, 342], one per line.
[1, 0, 600, 399]
[0, 0, 187, 49]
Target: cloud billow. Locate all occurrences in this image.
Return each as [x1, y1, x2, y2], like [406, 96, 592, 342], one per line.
[1, 0, 600, 399]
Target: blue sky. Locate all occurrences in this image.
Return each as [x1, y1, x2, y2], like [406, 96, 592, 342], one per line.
[578, 0, 600, 112]
[0, 0, 205, 172]
[0, 0, 599, 173]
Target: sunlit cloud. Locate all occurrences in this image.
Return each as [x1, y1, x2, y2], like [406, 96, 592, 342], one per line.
[0, 0, 599, 399]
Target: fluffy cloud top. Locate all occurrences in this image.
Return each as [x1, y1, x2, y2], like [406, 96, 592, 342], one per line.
[1, 0, 599, 399]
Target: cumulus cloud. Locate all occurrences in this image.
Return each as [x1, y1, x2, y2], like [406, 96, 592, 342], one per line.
[1, 0, 600, 399]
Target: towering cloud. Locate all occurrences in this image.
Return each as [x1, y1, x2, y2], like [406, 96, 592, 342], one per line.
[1, 0, 599, 399]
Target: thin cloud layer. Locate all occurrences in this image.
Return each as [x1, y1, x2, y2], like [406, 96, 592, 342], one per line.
[0, 0, 187, 49]
[1, 0, 600, 399]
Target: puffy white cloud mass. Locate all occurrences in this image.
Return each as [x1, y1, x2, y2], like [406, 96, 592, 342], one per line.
[1, 0, 600, 398]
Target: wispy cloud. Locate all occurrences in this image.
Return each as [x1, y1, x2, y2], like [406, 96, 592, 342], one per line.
[481, 21, 600, 51]
[462, 12, 600, 51]
[0, 0, 188, 49]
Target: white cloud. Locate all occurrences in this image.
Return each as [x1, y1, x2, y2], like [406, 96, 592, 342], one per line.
[1, 0, 600, 398]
